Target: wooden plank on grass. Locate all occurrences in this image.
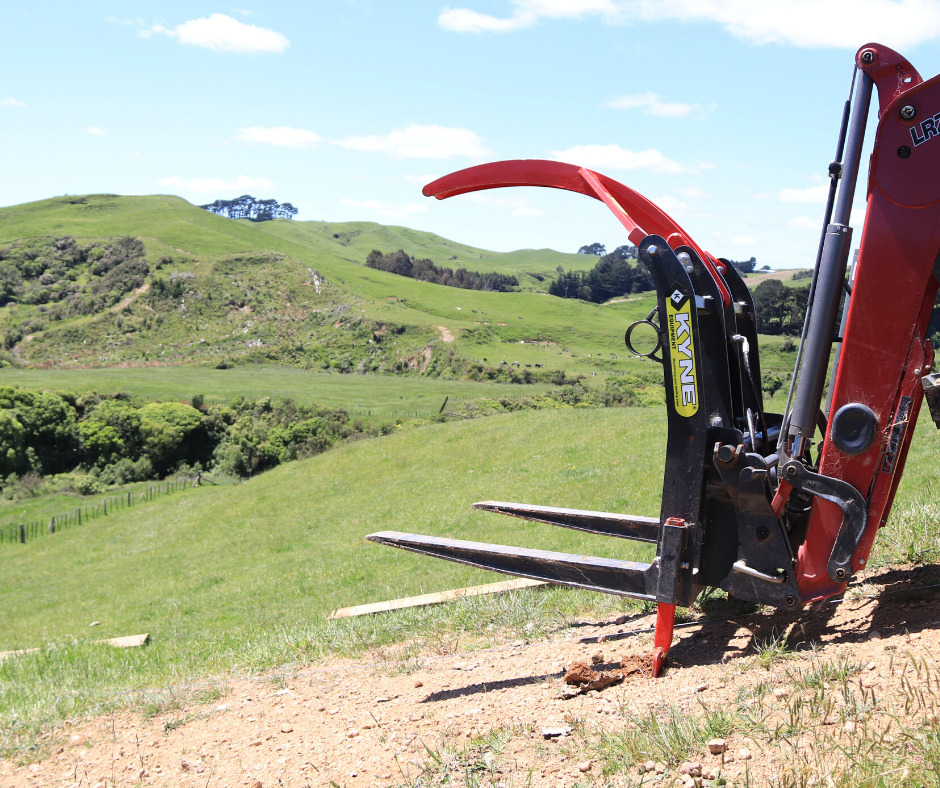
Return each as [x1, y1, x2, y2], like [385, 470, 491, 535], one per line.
[100, 633, 150, 648]
[328, 578, 547, 619]
[0, 647, 39, 661]
[0, 633, 150, 661]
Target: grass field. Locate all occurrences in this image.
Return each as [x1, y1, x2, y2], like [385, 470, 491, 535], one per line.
[0, 407, 664, 755]
[0, 408, 666, 650]
[0, 366, 553, 417]
[1, 405, 939, 760]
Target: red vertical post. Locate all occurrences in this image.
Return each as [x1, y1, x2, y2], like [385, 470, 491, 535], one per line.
[652, 603, 676, 677]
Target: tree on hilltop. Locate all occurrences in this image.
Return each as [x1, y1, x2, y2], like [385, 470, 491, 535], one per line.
[200, 195, 298, 222]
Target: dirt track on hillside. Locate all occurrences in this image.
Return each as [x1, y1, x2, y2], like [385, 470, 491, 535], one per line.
[4, 563, 940, 787]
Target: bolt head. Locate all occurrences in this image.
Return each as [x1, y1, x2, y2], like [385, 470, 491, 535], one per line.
[898, 145, 912, 159]
[861, 50, 876, 64]
[900, 105, 917, 120]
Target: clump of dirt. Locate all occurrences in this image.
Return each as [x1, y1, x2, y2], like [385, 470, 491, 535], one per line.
[620, 652, 656, 677]
[563, 660, 624, 694]
[563, 660, 597, 684]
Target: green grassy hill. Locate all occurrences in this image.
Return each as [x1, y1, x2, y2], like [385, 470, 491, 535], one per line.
[3, 194, 657, 378]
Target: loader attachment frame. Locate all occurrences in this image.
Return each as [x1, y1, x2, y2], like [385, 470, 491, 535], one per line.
[367, 43, 940, 674]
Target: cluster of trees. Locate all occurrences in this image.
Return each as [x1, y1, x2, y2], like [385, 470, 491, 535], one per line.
[0, 237, 150, 346]
[200, 195, 298, 222]
[551, 244, 653, 303]
[728, 257, 758, 274]
[365, 249, 518, 292]
[764, 270, 938, 343]
[751, 279, 809, 335]
[0, 387, 384, 499]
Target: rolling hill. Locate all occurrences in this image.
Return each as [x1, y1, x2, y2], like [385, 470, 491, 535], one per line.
[1, 194, 670, 379]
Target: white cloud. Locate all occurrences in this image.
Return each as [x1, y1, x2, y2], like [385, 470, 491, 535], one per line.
[524, 0, 618, 15]
[604, 91, 709, 118]
[1, 98, 26, 108]
[235, 126, 320, 149]
[441, 0, 940, 48]
[778, 183, 829, 203]
[551, 143, 687, 174]
[439, 0, 617, 32]
[730, 234, 757, 247]
[86, 126, 107, 136]
[438, 7, 535, 32]
[630, 0, 940, 49]
[651, 195, 690, 214]
[336, 124, 490, 159]
[158, 174, 275, 194]
[787, 216, 820, 230]
[141, 14, 288, 54]
[677, 186, 707, 199]
[340, 198, 429, 220]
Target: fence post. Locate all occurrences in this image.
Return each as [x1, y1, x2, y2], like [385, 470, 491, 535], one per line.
[19, 523, 25, 544]
[49, 517, 55, 534]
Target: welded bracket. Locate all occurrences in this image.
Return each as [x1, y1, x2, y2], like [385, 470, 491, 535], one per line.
[780, 459, 867, 581]
[712, 441, 801, 608]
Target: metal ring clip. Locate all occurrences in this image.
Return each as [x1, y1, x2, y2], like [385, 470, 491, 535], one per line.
[625, 307, 663, 362]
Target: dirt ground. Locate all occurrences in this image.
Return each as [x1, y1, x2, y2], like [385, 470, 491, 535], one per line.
[4, 563, 940, 788]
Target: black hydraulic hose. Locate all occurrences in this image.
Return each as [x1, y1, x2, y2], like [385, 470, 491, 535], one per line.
[778, 66, 863, 458]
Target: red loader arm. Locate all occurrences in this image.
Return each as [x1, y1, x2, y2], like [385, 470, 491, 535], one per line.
[798, 43, 940, 601]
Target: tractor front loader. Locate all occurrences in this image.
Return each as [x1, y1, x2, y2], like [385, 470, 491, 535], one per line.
[368, 43, 940, 674]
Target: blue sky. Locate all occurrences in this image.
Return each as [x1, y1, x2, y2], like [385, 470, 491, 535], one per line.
[4, 1, 940, 268]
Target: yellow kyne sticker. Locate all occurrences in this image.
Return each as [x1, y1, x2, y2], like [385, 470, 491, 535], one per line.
[666, 288, 699, 417]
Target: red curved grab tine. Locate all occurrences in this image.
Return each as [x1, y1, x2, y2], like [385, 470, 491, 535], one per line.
[423, 159, 730, 307]
[424, 159, 594, 200]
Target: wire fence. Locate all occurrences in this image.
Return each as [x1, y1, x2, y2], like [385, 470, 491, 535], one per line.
[0, 477, 195, 547]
